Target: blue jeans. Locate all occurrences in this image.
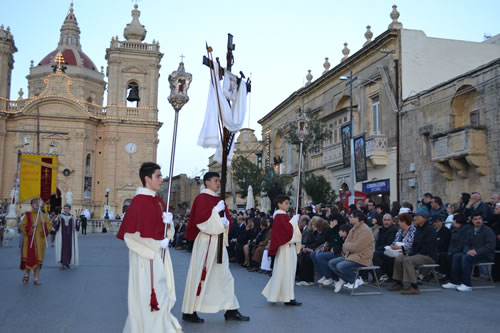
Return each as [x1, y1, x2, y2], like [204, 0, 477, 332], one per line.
[310, 251, 338, 279]
[328, 257, 363, 284]
[450, 252, 491, 287]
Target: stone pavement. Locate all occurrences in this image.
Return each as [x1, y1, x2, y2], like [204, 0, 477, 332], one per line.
[1, 233, 499, 333]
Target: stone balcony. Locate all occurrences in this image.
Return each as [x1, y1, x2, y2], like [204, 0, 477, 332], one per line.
[431, 127, 487, 180]
[366, 134, 388, 167]
[323, 142, 343, 168]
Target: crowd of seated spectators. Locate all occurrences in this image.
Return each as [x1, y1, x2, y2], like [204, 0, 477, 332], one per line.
[168, 191, 499, 293]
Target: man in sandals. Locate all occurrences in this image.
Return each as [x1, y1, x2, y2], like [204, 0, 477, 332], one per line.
[20, 198, 52, 286]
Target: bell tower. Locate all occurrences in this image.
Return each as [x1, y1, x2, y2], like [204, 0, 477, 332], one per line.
[105, 4, 163, 119]
[0, 25, 17, 100]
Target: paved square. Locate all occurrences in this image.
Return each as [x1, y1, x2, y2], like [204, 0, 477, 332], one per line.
[1, 233, 499, 333]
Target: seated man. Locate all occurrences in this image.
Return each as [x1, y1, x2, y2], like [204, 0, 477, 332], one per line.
[372, 213, 398, 282]
[442, 213, 496, 291]
[328, 211, 374, 292]
[431, 214, 451, 279]
[388, 210, 437, 295]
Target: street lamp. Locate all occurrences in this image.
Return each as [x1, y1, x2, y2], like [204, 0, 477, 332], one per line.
[295, 111, 310, 214]
[104, 187, 110, 219]
[340, 71, 358, 208]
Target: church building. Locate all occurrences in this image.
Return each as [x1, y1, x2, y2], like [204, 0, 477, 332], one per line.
[0, 4, 163, 218]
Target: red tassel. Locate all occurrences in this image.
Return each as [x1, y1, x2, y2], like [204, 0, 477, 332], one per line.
[150, 288, 160, 312]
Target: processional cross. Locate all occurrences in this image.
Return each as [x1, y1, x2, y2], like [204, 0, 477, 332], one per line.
[202, 34, 251, 263]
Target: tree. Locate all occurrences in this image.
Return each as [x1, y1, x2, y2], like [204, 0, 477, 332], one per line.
[303, 173, 338, 204]
[261, 167, 293, 198]
[283, 108, 332, 156]
[232, 156, 263, 198]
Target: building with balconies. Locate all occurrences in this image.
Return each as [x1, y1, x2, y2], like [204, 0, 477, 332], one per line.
[400, 57, 500, 204]
[257, 5, 500, 206]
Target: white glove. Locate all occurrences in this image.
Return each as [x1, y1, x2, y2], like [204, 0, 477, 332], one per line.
[160, 238, 170, 249]
[221, 216, 230, 227]
[215, 200, 225, 213]
[293, 214, 301, 221]
[162, 212, 173, 225]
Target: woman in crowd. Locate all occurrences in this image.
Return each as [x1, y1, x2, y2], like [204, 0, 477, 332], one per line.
[311, 214, 346, 286]
[236, 217, 256, 266]
[296, 216, 329, 286]
[245, 218, 272, 272]
[379, 213, 416, 281]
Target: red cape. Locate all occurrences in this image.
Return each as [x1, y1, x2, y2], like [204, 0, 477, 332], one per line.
[184, 192, 232, 240]
[117, 195, 166, 241]
[268, 213, 293, 256]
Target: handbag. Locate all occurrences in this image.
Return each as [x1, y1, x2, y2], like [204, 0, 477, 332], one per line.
[384, 245, 402, 258]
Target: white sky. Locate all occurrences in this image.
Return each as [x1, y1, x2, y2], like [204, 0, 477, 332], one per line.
[2, 0, 499, 178]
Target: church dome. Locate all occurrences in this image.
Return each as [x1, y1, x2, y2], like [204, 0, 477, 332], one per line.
[39, 48, 97, 71]
[37, 2, 98, 72]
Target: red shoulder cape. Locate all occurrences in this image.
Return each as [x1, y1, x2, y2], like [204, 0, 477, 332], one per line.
[117, 195, 165, 241]
[268, 213, 293, 256]
[184, 193, 232, 240]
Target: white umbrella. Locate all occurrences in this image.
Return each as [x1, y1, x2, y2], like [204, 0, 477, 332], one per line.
[246, 185, 255, 210]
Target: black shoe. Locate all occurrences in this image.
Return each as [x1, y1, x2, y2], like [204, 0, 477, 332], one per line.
[182, 312, 204, 323]
[284, 299, 302, 306]
[224, 309, 250, 321]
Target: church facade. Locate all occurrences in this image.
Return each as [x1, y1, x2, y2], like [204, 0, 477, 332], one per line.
[0, 4, 163, 218]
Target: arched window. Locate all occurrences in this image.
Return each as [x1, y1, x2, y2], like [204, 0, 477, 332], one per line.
[123, 199, 132, 214]
[450, 85, 478, 128]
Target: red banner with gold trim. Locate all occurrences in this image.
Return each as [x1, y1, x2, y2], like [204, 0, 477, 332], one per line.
[19, 154, 58, 203]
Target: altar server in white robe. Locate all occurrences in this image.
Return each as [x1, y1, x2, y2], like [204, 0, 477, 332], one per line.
[262, 195, 302, 306]
[181, 172, 250, 323]
[117, 162, 182, 333]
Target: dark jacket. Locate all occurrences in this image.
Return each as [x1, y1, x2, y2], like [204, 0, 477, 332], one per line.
[430, 205, 448, 221]
[435, 226, 451, 253]
[375, 225, 398, 251]
[448, 225, 469, 255]
[325, 226, 343, 255]
[464, 201, 490, 221]
[464, 225, 496, 261]
[409, 222, 438, 261]
[301, 227, 317, 247]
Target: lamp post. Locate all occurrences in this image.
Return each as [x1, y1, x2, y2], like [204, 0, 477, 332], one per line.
[163, 60, 192, 260]
[295, 112, 310, 214]
[340, 71, 358, 208]
[104, 187, 110, 219]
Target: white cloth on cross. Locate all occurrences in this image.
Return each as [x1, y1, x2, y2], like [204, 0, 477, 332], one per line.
[198, 62, 247, 165]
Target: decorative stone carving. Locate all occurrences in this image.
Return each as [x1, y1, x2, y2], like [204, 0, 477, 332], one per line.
[323, 57, 330, 74]
[305, 70, 313, 86]
[364, 26, 373, 46]
[388, 5, 402, 30]
[342, 43, 350, 61]
[123, 4, 147, 43]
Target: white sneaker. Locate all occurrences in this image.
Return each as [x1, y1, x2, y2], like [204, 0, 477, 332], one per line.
[344, 282, 354, 289]
[442, 282, 459, 289]
[296, 281, 307, 286]
[379, 274, 389, 283]
[355, 277, 364, 288]
[334, 279, 345, 293]
[317, 276, 326, 284]
[456, 284, 472, 292]
[322, 278, 334, 286]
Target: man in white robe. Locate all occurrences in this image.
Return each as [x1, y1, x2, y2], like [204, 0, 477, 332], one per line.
[181, 172, 249, 323]
[117, 162, 182, 333]
[262, 195, 302, 305]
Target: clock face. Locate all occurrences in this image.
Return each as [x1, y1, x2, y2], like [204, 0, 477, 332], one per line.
[125, 142, 137, 154]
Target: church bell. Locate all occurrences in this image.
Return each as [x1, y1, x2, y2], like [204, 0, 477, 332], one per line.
[126, 83, 140, 102]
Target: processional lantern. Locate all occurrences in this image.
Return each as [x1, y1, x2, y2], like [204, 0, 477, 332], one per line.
[161, 60, 192, 262]
[167, 61, 192, 111]
[295, 112, 310, 142]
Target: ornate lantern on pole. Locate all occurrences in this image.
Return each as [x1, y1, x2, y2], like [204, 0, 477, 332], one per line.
[162, 61, 192, 260]
[295, 112, 310, 214]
